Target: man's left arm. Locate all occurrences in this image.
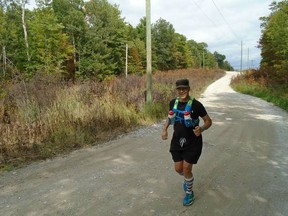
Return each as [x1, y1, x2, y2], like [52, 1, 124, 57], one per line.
[193, 114, 212, 136]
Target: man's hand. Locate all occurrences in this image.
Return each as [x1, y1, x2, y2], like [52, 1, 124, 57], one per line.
[193, 126, 202, 136]
[162, 130, 168, 140]
[194, 114, 212, 136]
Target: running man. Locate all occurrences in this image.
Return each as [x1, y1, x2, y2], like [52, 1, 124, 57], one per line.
[161, 78, 212, 206]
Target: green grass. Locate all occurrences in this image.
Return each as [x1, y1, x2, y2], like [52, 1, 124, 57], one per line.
[231, 73, 288, 112]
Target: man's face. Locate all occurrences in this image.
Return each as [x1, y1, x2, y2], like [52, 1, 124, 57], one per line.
[176, 87, 190, 100]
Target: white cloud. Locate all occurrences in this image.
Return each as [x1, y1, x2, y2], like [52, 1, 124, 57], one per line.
[109, 0, 276, 70]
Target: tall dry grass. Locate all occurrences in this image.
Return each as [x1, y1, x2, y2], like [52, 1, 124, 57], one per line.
[0, 69, 224, 170]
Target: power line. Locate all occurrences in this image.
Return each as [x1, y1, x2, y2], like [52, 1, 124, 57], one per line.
[191, 0, 233, 41]
[210, 0, 239, 40]
[191, 0, 219, 27]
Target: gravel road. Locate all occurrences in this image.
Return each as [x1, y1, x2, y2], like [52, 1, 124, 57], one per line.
[0, 72, 287, 216]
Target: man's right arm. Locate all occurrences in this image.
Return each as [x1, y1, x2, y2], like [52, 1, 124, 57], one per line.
[161, 119, 169, 140]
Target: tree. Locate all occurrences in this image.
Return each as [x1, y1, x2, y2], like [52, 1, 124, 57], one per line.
[79, 0, 128, 80]
[20, 0, 30, 62]
[259, 0, 288, 83]
[1, 2, 26, 75]
[135, 17, 158, 71]
[187, 39, 202, 68]
[205, 52, 217, 69]
[222, 60, 234, 71]
[152, 18, 178, 71]
[174, 33, 193, 69]
[0, 4, 7, 77]
[27, 8, 73, 76]
[126, 25, 146, 75]
[213, 51, 233, 70]
[213, 51, 225, 68]
[0, 0, 233, 81]
[51, 0, 86, 80]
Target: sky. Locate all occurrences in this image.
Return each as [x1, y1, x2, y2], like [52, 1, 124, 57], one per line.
[106, 0, 277, 70]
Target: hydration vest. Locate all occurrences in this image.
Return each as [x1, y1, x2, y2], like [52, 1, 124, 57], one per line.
[172, 96, 199, 127]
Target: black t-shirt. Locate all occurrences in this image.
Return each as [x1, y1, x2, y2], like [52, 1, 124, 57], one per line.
[169, 97, 207, 138]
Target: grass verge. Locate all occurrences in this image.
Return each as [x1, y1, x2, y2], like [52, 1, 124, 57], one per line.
[231, 71, 288, 112]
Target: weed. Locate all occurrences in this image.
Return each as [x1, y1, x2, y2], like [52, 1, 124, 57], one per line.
[0, 69, 224, 170]
[231, 70, 288, 111]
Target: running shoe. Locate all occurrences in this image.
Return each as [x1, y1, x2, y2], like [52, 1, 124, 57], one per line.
[183, 191, 195, 206]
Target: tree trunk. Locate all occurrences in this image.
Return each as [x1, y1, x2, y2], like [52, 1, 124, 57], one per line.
[21, 0, 30, 62]
[2, 46, 6, 77]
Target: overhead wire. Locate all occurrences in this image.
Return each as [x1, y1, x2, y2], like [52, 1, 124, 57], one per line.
[191, 0, 238, 41]
[191, 0, 219, 27]
[210, 0, 239, 40]
[187, 0, 241, 69]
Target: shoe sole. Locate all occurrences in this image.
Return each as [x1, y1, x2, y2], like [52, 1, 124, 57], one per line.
[183, 198, 195, 206]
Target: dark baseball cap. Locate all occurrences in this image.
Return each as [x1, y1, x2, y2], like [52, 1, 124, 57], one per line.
[176, 79, 190, 89]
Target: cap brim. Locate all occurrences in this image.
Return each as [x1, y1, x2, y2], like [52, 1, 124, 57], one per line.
[176, 85, 189, 89]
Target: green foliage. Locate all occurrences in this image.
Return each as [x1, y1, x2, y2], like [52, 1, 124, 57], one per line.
[151, 18, 219, 71]
[174, 33, 193, 69]
[187, 39, 202, 68]
[213, 51, 234, 71]
[142, 102, 166, 121]
[259, 0, 288, 84]
[76, 0, 128, 80]
[187, 40, 218, 69]
[127, 38, 146, 75]
[0, 3, 25, 76]
[205, 52, 217, 69]
[27, 8, 74, 76]
[222, 60, 234, 71]
[0, 163, 14, 173]
[0, 0, 231, 81]
[51, 0, 86, 79]
[152, 18, 178, 70]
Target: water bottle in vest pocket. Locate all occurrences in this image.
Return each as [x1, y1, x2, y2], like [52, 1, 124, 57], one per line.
[184, 111, 193, 127]
[168, 110, 175, 125]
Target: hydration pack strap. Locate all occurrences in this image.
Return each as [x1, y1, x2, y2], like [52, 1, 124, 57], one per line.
[173, 96, 194, 113]
[172, 96, 199, 127]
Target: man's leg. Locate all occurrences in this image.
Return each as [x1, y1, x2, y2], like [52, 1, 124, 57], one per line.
[183, 161, 194, 193]
[174, 161, 184, 175]
[183, 161, 195, 206]
[183, 161, 193, 179]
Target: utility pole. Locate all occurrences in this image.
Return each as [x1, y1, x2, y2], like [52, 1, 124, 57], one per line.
[125, 43, 128, 78]
[2, 46, 6, 77]
[240, 40, 243, 72]
[247, 47, 250, 70]
[202, 51, 205, 70]
[146, 0, 152, 103]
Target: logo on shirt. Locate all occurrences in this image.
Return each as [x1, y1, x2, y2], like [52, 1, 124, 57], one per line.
[179, 137, 186, 148]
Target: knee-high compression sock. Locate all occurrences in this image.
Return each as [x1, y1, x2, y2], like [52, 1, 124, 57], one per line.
[184, 176, 194, 194]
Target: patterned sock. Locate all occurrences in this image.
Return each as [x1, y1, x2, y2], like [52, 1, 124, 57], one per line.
[185, 176, 194, 194]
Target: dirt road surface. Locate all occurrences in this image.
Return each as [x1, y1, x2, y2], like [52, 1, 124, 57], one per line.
[0, 72, 287, 216]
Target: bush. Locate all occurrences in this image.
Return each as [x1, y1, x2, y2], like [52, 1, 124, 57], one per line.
[0, 69, 224, 169]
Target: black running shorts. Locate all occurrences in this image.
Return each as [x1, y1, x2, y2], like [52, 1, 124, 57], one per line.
[170, 135, 203, 164]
